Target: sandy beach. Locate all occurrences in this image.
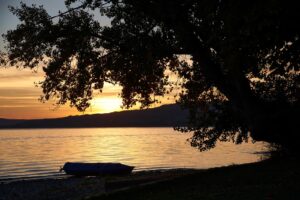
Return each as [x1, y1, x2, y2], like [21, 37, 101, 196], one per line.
[1, 158, 300, 200]
[0, 169, 197, 200]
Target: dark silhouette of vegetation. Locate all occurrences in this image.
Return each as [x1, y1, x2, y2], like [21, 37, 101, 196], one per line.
[91, 158, 300, 200]
[1, 0, 299, 151]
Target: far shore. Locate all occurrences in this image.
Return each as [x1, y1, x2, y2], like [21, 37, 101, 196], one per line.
[0, 125, 176, 130]
[1, 157, 299, 200]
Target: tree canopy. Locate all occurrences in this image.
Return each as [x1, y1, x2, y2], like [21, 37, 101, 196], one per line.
[1, 0, 299, 151]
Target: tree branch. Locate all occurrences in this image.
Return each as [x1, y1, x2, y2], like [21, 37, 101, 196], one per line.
[49, 4, 87, 19]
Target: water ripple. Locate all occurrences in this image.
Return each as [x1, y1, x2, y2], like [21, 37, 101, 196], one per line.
[0, 128, 268, 181]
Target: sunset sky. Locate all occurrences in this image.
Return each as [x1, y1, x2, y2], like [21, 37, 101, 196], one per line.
[0, 0, 176, 119]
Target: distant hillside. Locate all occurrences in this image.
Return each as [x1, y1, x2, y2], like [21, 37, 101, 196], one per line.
[0, 119, 25, 127]
[0, 104, 189, 129]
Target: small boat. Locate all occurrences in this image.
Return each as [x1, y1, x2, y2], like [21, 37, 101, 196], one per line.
[61, 162, 134, 176]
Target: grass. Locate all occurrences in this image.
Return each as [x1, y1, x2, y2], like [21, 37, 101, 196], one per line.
[89, 157, 300, 200]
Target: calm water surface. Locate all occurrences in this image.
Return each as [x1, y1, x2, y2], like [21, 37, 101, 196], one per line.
[0, 128, 268, 181]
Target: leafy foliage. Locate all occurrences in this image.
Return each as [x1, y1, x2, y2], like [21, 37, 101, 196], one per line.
[1, 0, 299, 150]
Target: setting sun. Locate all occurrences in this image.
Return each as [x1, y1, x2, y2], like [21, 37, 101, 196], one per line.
[90, 97, 123, 113]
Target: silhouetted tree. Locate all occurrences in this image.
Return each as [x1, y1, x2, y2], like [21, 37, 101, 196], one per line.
[1, 0, 299, 151]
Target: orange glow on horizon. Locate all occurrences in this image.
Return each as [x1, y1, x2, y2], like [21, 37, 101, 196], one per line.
[0, 67, 177, 119]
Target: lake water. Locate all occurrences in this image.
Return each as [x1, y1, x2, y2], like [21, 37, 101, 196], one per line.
[0, 127, 268, 182]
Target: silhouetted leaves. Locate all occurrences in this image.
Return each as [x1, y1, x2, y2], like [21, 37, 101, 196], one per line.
[2, 0, 300, 151]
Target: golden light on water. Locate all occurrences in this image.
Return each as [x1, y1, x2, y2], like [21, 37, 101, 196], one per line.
[0, 128, 269, 180]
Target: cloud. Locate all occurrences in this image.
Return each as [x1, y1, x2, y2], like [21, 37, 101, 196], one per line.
[0, 106, 80, 119]
[0, 73, 41, 80]
[0, 87, 41, 96]
[0, 67, 44, 79]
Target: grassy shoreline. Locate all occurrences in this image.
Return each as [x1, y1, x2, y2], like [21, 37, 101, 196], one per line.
[91, 157, 300, 200]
